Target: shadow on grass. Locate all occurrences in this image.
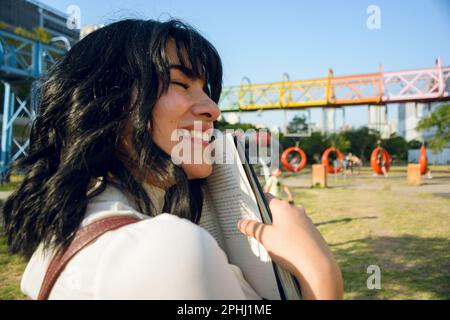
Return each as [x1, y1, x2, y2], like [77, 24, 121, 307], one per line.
[431, 193, 450, 200]
[315, 216, 377, 227]
[330, 235, 450, 299]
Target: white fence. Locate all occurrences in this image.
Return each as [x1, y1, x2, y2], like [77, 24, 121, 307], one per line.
[408, 148, 450, 165]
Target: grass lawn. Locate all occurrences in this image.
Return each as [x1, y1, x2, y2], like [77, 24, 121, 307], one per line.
[0, 198, 27, 300]
[0, 227, 27, 300]
[0, 175, 29, 300]
[288, 167, 450, 299]
[0, 174, 24, 192]
[0, 168, 449, 299]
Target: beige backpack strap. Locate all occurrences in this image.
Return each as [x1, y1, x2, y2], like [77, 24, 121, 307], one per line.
[38, 216, 142, 300]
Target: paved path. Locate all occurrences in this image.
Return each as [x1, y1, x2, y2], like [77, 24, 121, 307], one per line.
[0, 191, 13, 200]
[283, 169, 450, 198]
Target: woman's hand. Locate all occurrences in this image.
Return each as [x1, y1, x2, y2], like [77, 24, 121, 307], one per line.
[237, 193, 344, 300]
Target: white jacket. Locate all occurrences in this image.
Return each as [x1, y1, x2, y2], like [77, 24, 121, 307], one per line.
[20, 182, 261, 300]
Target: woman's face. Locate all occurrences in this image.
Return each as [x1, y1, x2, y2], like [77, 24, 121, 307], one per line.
[150, 41, 221, 181]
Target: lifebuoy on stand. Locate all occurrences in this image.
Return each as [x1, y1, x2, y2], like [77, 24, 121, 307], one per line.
[281, 147, 307, 172]
[370, 147, 391, 175]
[419, 145, 427, 175]
[321, 147, 343, 174]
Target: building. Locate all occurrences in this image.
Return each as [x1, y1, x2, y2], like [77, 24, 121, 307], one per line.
[368, 105, 389, 138]
[0, 0, 80, 45]
[397, 102, 440, 142]
[322, 108, 336, 133]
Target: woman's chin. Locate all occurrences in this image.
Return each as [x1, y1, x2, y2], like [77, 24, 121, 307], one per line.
[182, 163, 213, 179]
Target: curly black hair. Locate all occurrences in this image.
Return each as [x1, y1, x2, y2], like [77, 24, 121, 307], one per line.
[2, 18, 223, 259]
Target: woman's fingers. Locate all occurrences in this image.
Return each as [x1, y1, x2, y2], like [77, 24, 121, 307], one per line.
[264, 192, 283, 214]
[237, 219, 268, 245]
[264, 192, 297, 223]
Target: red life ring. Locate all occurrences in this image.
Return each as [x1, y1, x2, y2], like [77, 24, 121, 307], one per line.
[370, 147, 391, 174]
[281, 147, 307, 172]
[419, 145, 427, 175]
[321, 147, 343, 174]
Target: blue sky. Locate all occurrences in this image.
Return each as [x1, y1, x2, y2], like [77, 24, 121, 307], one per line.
[41, 0, 450, 130]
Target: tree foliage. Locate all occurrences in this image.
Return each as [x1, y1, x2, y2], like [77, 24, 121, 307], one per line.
[416, 103, 450, 152]
[341, 127, 380, 160]
[286, 115, 309, 134]
[381, 133, 408, 161]
[215, 118, 256, 131]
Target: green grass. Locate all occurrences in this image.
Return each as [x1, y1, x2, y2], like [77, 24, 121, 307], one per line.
[0, 228, 27, 300]
[0, 174, 24, 192]
[0, 188, 28, 300]
[291, 181, 450, 299]
[0, 181, 21, 192]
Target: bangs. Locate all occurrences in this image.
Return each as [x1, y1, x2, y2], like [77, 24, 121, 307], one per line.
[152, 20, 223, 103]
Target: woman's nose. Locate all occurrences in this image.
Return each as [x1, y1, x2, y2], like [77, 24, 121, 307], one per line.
[192, 95, 221, 121]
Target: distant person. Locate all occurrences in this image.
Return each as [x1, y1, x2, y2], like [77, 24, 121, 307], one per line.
[333, 158, 343, 175]
[350, 154, 362, 175]
[289, 154, 301, 167]
[345, 153, 353, 175]
[258, 158, 271, 183]
[341, 157, 348, 176]
[264, 168, 294, 204]
[375, 151, 388, 177]
[313, 153, 321, 164]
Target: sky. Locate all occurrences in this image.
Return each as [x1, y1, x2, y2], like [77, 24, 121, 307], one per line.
[40, 0, 450, 131]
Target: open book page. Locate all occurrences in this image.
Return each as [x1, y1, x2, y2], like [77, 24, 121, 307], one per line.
[198, 190, 225, 249]
[201, 133, 281, 300]
[236, 141, 302, 300]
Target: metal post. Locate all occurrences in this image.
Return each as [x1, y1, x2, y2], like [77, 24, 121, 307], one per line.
[308, 109, 311, 134]
[7, 91, 14, 151]
[33, 41, 42, 78]
[342, 107, 346, 128]
[332, 109, 335, 132]
[1, 82, 12, 177]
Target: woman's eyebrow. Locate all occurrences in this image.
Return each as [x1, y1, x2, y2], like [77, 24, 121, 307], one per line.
[168, 64, 196, 79]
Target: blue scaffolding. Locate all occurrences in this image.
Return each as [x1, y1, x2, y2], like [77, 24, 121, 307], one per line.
[0, 29, 66, 181]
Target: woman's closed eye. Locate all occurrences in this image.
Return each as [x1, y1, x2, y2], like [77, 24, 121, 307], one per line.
[170, 81, 189, 90]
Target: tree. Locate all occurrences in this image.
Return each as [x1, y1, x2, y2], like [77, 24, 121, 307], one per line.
[416, 103, 450, 152]
[279, 114, 308, 151]
[341, 127, 380, 161]
[286, 115, 309, 134]
[215, 118, 256, 131]
[408, 139, 423, 149]
[329, 132, 350, 153]
[382, 134, 408, 161]
[301, 131, 330, 164]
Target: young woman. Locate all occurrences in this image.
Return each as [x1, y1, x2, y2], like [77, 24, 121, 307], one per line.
[2, 19, 343, 299]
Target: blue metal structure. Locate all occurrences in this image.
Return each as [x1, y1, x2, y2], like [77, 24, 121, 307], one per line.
[0, 29, 66, 180]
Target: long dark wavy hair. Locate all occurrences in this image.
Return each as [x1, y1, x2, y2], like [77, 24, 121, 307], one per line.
[2, 19, 223, 259]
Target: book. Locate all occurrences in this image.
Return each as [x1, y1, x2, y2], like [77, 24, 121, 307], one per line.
[198, 132, 302, 300]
